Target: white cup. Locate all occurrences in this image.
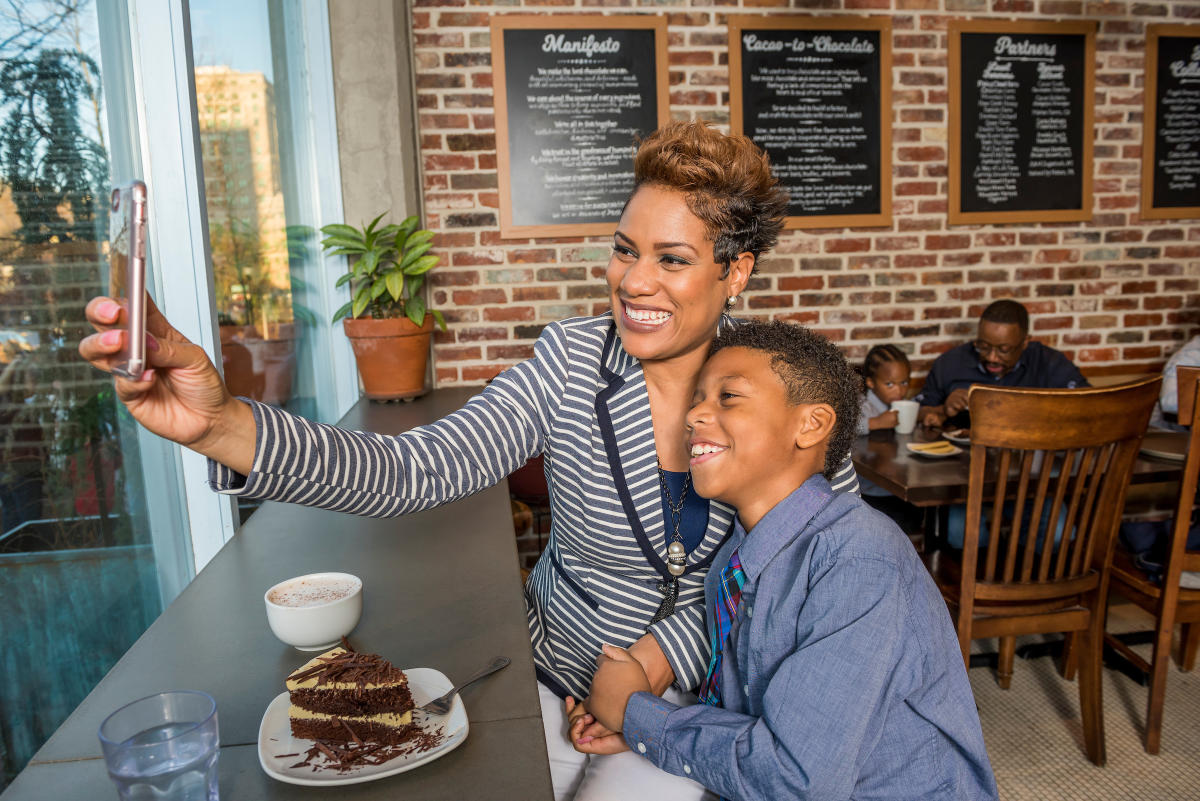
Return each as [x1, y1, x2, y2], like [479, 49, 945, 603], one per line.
[264, 572, 362, 651]
[891, 400, 919, 435]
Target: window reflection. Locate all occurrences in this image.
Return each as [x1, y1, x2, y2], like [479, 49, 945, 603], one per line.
[192, 0, 320, 423]
[0, 1, 160, 789]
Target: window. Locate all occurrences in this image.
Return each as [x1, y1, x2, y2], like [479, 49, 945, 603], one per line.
[0, 0, 350, 789]
[190, 1, 355, 477]
[0, 0, 179, 788]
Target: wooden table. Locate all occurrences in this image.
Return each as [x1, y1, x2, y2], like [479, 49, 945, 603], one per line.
[1, 389, 553, 801]
[852, 428, 1186, 507]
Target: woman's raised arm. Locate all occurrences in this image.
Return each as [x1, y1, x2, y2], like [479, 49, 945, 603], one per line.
[79, 295, 257, 474]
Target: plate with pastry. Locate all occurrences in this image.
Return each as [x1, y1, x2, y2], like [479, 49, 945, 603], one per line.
[906, 440, 964, 458]
[941, 428, 971, 445]
[259, 646, 468, 786]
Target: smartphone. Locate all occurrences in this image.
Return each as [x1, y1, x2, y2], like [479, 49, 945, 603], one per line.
[108, 180, 148, 379]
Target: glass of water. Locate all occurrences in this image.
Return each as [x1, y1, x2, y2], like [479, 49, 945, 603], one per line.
[98, 690, 219, 801]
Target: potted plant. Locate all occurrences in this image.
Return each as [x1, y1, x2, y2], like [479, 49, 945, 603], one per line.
[210, 217, 299, 407]
[320, 213, 445, 400]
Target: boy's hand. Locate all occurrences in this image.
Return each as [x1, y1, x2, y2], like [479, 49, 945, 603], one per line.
[565, 697, 629, 755]
[588, 644, 651, 733]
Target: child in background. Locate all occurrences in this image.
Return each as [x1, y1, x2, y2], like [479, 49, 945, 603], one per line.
[577, 321, 997, 801]
[857, 344, 911, 435]
[856, 346, 923, 537]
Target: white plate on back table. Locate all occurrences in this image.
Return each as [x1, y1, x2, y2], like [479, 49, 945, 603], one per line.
[258, 667, 468, 786]
[905, 441, 964, 459]
[941, 428, 971, 445]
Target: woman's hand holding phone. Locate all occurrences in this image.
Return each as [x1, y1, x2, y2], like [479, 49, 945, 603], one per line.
[80, 294, 256, 475]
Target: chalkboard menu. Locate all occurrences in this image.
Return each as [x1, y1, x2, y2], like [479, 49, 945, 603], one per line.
[1142, 25, 1200, 220]
[949, 20, 1096, 225]
[729, 16, 892, 229]
[491, 15, 669, 238]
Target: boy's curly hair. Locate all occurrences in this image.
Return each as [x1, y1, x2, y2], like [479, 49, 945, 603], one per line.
[633, 121, 789, 273]
[709, 321, 860, 479]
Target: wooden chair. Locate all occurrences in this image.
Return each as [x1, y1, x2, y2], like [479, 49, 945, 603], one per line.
[1105, 365, 1200, 754]
[923, 377, 1161, 766]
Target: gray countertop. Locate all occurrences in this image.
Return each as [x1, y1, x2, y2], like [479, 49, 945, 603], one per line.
[3, 388, 552, 800]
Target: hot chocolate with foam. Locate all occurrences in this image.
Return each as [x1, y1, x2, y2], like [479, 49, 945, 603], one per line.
[268, 576, 359, 608]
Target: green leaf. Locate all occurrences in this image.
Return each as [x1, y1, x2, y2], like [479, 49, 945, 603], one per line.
[398, 240, 433, 270]
[405, 229, 434, 249]
[370, 277, 388, 300]
[406, 294, 426, 327]
[406, 275, 425, 298]
[359, 249, 381, 275]
[331, 301, 352, 322]
[319, 223, 361, 239]
[398, 215, 419, 235]
[321, 236, 366, 251]
[335, 272, 353, 289]
[364, 212, 387, 235]
[386, 271, 405, 302]
[352, 283, 371, 318]
[431, 309, 447, 331]
[404, 254, 439, 276]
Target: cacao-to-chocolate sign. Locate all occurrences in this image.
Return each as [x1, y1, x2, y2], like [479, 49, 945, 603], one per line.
[729, 16, 892, 229]
[950, 20, 1096, 225]
[491, 15, 669, 238]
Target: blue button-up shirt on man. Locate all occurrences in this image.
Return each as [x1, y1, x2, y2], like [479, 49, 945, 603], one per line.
[623, 476, 998, 801]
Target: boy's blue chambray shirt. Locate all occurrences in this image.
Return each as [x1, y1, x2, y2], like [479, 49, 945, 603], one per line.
[622, 476, 998, 801]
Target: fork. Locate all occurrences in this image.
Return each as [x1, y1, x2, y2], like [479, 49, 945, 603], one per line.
[420, 656, 511, 714]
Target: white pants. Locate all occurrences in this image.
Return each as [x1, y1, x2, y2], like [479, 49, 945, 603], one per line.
[539, 682, 716, 801]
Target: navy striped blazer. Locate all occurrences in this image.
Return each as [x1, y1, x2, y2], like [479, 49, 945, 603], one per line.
[210, 314, 858, 698]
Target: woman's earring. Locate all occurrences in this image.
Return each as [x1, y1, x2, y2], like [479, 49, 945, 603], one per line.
[726, 295, 739, 308]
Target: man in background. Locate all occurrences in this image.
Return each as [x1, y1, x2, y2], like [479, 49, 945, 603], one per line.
[917, 299, 1087, 429]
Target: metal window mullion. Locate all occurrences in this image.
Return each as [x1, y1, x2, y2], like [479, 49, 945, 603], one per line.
[128, 0, 237, 572]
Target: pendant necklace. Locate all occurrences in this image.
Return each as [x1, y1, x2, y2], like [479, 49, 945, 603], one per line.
[649, 458, 690, 625]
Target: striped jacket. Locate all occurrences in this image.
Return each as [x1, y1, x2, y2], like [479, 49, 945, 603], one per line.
[210, 314, 858, 698]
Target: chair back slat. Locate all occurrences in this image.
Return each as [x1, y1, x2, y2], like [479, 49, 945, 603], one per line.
[1001, 451, 1035, 583]
[1179, 365, 1200, 423]
[1165, 369, 1200, 590]
[963, 377, 1160, 599]
[1037, 449, 1074, 582]
[983, 448, 1012, 581]
[1077, 443, 1120, 576]
[1021, 450, 1057, 582]
[1054, 446, 1098, 580]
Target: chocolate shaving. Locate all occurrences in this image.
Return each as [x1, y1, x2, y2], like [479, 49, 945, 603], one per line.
[287, 649, 406, 688]
[284, 725, 445, 774]
[274, 752, 300, 758]
[339, 718, 364, 747]
[340, 635, 356, 653]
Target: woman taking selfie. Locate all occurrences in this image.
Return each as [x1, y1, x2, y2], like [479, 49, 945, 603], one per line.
[80, 121, 858, 800]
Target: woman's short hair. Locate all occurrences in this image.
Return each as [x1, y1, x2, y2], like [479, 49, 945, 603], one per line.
[633, 121, 789, 272]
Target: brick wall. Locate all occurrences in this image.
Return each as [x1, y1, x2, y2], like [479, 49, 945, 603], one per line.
[411, 0, 1200, 384]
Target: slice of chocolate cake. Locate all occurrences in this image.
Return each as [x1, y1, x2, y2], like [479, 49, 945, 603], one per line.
[286, 647, 417, 745]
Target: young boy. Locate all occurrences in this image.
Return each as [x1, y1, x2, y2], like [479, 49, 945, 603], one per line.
[583, 321, 998, 800]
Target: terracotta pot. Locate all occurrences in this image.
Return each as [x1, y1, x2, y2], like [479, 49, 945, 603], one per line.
[220, 323, 297, 406]
[343, 315, 434, 401]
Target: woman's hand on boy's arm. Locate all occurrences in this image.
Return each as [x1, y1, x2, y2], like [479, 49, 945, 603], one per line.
[589, 644, 652, 732]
